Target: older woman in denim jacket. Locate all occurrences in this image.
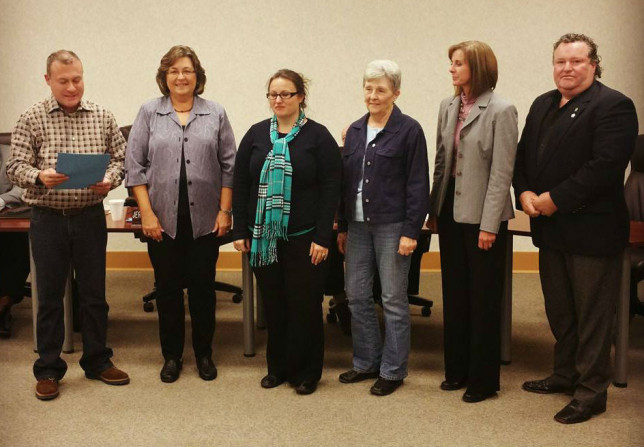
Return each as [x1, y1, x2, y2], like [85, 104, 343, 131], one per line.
[337, 60, 429, 396]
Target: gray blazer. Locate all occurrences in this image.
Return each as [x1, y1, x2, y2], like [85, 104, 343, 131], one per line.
[0, 144, 24, 207]
[429, 90, 518, 233]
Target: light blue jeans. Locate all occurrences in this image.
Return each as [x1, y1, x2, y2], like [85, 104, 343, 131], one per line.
[345, 221, 411, 380]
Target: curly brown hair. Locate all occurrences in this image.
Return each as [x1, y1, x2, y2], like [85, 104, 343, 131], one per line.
[553, 33, 602, 78]
[156, 45, 206, 96]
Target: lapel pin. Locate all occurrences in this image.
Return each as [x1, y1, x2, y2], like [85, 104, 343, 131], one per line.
[571, 113, 576, 118]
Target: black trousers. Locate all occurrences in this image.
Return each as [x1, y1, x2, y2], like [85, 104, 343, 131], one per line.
[252, 232, 328, 385]
[438, 182, 507, 394]
[539, 247, 620, 404]
[0, 231, 30, 301]
[324, 233, 344, 296]
[147, 214, 219, 361]
[30, 204, 113, 380]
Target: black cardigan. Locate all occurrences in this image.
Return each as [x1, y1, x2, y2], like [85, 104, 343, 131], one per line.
[232, 119, 342, 248]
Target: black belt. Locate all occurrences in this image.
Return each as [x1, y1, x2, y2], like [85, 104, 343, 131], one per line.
[35, 204, 100, 216]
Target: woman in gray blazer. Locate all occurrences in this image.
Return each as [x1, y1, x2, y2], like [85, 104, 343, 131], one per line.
[427, 41, 518, 403]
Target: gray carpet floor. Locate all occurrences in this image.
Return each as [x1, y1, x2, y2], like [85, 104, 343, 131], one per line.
[1, 271, 643, 447]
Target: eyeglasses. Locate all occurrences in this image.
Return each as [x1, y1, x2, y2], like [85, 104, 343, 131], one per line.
[167, 69, 196, 78]
[266, 91, 299, 100]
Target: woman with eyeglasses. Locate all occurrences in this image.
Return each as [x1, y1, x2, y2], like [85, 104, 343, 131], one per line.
[427, 41, 518, 403]
[337, 60, 429, 396]
[126, 45, 236, 383]
[232, 69, 341, 395]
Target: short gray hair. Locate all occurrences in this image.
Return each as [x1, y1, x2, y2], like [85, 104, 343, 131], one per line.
[363, 59, 401, 91]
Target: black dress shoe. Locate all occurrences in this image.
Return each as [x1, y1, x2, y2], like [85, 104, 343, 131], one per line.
[160, 359, 182, 383]
[370, 377, 403, 396]
[554, 399, 606, 424]
[339, 369, 379, 383]
[197, 357, 217, 381]
[295, 380, 318, 395]
[522, 377, 573, 395]
[462, 390, 497, 403]
[440, 379, 466, 391]
[261, 374, 286, 389]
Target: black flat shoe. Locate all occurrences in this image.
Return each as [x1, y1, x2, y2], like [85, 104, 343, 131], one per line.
[339, 369, 379, 383]
[197, 357, 217, 381]
[295, 380, 318, 395]
[522, 377, 573, 395]
[370, 377, 403, 396]
[440, 379, 466, 391]
[261, 374, 286, 389]
[462, 390, 497, 403]
[554, 399, 606, 424]
[160, 359, 182, 383]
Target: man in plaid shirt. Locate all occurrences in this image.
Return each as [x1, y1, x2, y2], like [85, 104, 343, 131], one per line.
[7, 50, 129, 401]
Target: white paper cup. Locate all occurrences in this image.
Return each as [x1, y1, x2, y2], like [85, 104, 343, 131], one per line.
[109, 199, 125, 221]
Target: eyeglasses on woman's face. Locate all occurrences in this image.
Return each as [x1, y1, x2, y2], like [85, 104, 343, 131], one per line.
[266, 91, 299, 101]
[167, 68, 196, 78]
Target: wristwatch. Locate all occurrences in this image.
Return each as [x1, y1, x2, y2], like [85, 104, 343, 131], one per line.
[220, 208, 233, 216]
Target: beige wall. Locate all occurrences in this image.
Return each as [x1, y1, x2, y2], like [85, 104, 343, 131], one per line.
[1, 0, 642, 252]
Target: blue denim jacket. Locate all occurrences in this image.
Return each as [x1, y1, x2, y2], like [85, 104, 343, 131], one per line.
[338, 105, 429, 240]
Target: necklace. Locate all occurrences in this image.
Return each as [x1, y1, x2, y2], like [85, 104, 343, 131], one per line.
[174, 106, 192, 113]
[458, 93, 476, 122]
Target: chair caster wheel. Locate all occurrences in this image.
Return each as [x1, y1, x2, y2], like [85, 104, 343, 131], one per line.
[143, 302, 154, 312]
[232, 293, 243, 304]
[421, 306, 431, 317]
[326, 312, 337, 324]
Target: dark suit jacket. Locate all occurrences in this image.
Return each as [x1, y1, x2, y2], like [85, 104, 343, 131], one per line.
[513, 81, 639, 256]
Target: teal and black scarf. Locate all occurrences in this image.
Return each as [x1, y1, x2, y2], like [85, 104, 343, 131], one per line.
[250, 111, 306, 267]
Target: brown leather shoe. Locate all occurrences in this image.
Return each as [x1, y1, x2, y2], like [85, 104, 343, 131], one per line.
[86, 366, 130, 385]
[35, 378, 59, 400]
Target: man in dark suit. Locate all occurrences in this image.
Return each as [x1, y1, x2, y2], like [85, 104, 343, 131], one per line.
[513, 33, 639, 424]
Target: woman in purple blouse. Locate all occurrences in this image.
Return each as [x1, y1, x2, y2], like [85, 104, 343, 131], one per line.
[125, 45, 236, 384]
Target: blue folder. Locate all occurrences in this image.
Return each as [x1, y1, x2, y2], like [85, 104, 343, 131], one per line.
[54, 153, 110, 190]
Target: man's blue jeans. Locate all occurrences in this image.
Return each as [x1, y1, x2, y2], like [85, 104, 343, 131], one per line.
[30, 204, 113, 380]
[345, 221, 411, 380]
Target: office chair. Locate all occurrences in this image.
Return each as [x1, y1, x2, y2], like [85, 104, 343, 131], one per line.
[625, 134, 644, 317]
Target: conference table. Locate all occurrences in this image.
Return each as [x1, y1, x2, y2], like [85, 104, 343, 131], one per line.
[2, 208, 642, 386]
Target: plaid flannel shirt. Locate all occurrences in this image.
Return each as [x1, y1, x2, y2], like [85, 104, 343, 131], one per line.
[6, 95, 125, 209]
